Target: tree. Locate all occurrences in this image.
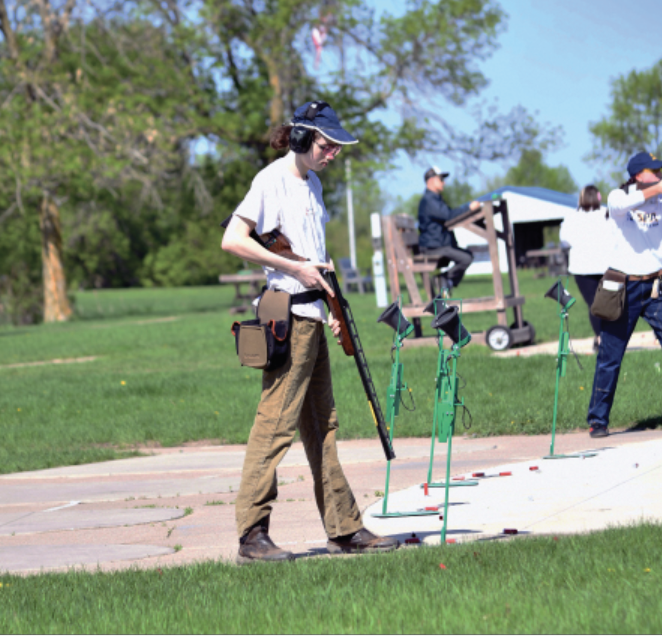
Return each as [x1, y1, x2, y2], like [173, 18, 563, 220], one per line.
[1, 0, 564, 322]
[0, 2, 208, 320]
[486, 149, 577, 193]
[152, 0, 561, 196]
[589, 59, 662, 168]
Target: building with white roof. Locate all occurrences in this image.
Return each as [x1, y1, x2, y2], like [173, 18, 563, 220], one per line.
[455, 186, 579, 275]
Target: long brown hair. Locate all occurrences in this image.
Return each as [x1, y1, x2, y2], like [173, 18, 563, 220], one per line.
[270, 125, 293, 150]
[578, 185, 602, 211]
[619, 175, 637, 191]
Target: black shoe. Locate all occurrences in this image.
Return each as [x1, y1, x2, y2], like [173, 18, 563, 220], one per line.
[327, 528, 399, 554]
[434, 275, 452, 298]
[237, 524, 295, 565]
[589, 425, 609, 438]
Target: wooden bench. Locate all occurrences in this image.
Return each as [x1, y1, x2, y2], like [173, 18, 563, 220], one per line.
[218, 270, 266, 314]
[381, 200, 534, 350]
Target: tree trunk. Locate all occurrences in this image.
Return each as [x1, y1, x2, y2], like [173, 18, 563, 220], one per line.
[39, 196, 73, 322]
[264, 56, 284, 129]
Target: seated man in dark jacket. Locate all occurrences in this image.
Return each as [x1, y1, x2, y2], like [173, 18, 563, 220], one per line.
[418, 166, 481, 293]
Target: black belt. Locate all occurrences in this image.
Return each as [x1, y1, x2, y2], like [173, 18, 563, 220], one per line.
[291, 290, 326, 305]
[628, 270, 662, 282]
[261, 286, 325, 305]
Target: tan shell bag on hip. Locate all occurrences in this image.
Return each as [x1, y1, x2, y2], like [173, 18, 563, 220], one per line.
[231, 289, 292, 371]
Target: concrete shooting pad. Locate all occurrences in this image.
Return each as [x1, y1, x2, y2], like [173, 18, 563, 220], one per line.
[0, 544, 174, 573]
[494, 330, 660, 358]
[364, 438, 662, 544]
[0, 506, 185, 536]
[1, 430, 662, 574]
[0, 474, 271, 507]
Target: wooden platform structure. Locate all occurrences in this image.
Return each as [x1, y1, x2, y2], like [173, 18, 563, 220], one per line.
[381, 199, 534, 350]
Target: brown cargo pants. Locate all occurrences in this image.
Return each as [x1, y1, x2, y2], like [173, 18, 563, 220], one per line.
[235, 315, 363, 540]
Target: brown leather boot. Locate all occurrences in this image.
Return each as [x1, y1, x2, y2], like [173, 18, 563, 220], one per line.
[236, 524, 295, 565]
[327, 528, 399, 554]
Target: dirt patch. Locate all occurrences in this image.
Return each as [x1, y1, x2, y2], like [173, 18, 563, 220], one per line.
[0, 356, 98, 370]
[88, 316, 180, 329]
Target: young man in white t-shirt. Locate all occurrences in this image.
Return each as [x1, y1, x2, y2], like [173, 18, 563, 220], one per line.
[587, 151, 662, 438]
[222, 101, 399, 563]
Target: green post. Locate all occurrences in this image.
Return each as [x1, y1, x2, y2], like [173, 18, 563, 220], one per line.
[544, 277, 596, 460]
[440, 349, 460, 543]
[426, 297, 477, 491]
[424, 299, 477, 541]
[373, 297, 440, 518]
[382, 356, 403, 515]
[548, 302, 566, 457]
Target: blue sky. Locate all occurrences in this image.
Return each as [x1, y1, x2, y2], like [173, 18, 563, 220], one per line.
[372, 0, 662, 204]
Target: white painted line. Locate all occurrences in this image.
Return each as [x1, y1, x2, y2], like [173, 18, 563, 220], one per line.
[44, 501, 81, 512]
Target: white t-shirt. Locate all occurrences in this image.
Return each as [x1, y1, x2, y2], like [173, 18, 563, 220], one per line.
[606, 184, 662, 275]
[233, 155, 329, 321]
[559, 208, 613, 275]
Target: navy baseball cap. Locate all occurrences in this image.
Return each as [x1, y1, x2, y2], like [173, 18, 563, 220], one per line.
[627, 151, 662, 177]
[291, 101, 358, 145]
[424, 166, 450, 181]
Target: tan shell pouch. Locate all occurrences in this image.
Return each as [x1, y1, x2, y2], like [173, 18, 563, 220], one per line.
[231, 290, 292, 370]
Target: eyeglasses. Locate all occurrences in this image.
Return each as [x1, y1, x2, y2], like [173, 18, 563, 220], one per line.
[314, 140, 342, 157]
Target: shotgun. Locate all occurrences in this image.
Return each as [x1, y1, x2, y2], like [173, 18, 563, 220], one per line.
[220, 215, 395, 460]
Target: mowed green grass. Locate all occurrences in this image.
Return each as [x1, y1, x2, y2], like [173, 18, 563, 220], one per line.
[0, 272, 659, 474]
[1, 524, 662, 634]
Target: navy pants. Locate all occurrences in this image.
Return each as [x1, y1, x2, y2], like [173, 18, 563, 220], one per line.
[587, 278, 662, 428]
[419, 246, 474, 287]
[574, 274, 602, 338]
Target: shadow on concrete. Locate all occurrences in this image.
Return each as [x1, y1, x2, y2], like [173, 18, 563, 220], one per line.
[474, 531, 533, 542]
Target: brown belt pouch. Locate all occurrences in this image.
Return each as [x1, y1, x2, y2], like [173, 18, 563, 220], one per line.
[231, 289, 292, 370]
[591, 269, 627, 321]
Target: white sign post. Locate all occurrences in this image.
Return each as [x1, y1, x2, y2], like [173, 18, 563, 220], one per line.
[370, 212, 388, 308]
[345, 158, 357, 270]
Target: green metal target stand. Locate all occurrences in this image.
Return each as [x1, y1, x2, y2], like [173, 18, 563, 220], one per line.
[371, 297, 441, 519]
[423, 295, 478, 542]
[543, 278, 597, 461]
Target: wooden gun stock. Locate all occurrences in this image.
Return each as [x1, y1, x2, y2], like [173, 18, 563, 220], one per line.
[324, 290, 355, 356]
[255, 230, 306, 263]
[254, 229, 355, 356]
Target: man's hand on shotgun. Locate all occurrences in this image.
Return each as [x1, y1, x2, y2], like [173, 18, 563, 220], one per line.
[292, 261, 334, 296]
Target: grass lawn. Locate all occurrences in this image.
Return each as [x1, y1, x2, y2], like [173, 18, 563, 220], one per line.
[1, 523, 661, 633]
[0, 271, 660, 474]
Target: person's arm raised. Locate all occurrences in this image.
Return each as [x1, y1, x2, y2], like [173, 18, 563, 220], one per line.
[640, 180, 662, 200]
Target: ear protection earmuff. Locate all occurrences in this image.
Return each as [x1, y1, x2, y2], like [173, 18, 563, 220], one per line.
[289, 101, 330, 153]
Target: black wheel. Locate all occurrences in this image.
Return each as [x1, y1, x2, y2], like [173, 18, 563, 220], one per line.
[486, 325, 513, 351]
[511, 320, 536, 345]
